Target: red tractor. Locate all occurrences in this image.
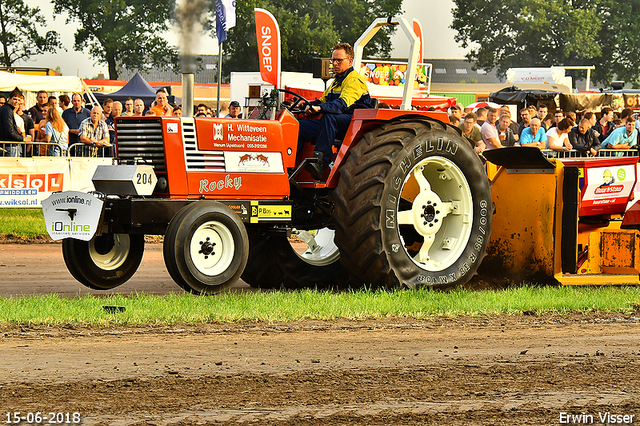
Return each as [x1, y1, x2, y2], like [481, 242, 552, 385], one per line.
[43, 18, 492, 294]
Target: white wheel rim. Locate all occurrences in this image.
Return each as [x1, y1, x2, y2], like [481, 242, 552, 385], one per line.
[89, 234, 131, 271]
[292, 228, 340, 266]
[190, 221, 235, 276]
[397, 156, 473, 271]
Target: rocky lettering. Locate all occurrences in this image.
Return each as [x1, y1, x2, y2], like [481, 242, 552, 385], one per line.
[199, 175, 242, 193]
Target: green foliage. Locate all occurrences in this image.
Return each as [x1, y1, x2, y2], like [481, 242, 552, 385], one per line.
[0, 0, 61, 67]
[211, 0, 402, 78]
[451, 0, 640, 85]
[597, 0, 640, 87]
[0, 208, 46, 237]
[52, 0, 179, 80]
[1, 286, 640, 326]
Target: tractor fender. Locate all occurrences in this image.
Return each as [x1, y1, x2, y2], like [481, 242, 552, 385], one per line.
[326, 112, 468, 188]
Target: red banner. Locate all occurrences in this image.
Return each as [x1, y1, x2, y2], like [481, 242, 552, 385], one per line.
[254, 8, 281, 88]
[412, 19, 423, 64]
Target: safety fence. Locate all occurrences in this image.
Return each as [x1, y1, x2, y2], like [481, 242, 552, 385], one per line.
[541, 149, 640, 159]
[0, 141, 113, 158]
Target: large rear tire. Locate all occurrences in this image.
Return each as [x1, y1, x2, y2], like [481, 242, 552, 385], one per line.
[163, 201, 249, 294]
[332, 118, 492, 289]
[62, 233, 145, 290]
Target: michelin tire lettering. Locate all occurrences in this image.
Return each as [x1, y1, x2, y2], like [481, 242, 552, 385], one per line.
[383, 137, 488, 285]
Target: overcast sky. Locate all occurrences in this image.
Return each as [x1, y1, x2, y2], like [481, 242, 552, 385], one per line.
[21, 0, 468, 79]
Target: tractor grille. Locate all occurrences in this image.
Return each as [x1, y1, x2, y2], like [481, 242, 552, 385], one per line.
[182, 118, 226, 171]
[115, 119, 166, 171]
[115, 118, 226, 172]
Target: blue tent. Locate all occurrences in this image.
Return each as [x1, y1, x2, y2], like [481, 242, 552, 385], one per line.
[92, 72, 181, 109]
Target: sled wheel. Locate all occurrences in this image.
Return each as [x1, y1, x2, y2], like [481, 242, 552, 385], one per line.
[62, 233, 145, 290]
[163, 201, 249, 295]
[332, 118, 492, 289]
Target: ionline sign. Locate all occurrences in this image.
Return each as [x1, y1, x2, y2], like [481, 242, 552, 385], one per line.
[51, 221, 91, 233]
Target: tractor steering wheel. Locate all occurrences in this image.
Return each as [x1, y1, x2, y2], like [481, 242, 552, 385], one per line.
[279, 89, 312, 113]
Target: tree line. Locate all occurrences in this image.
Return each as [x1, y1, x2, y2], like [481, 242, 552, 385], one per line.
[4, 0, 401, 80]
[10, 0, 638, 86]
[452, 0, 640, 87]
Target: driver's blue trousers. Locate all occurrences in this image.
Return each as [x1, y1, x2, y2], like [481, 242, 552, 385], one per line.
[298, 113, 352, 167]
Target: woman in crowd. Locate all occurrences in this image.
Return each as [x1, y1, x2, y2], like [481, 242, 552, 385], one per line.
[59, 94, 70, 111]
[546, 118, 573, 151]
[44, 106, 69, 156]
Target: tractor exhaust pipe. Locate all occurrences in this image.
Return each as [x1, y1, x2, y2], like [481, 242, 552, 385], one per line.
[176, 0, 206, 118]
[182, 72, 194, 117]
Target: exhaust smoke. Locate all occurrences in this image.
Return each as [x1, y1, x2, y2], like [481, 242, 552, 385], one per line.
[175, 0, 207, 116]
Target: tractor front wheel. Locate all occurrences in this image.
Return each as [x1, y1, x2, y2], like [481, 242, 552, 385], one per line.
[242, 228, 352, 290]
[241, 229, 294, 289]
[163, 201, 249, 294]
[272, 228, 354, 289]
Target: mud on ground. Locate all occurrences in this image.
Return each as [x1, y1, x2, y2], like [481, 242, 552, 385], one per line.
[1, 314, 640, 425]
[1, 244, 638, 424]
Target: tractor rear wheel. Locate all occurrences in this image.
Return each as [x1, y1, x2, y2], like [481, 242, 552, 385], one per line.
[332, 118, 492, 289]
[163, 201, 249, 294]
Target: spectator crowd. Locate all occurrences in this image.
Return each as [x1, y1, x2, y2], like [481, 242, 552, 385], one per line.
[3, 84, 636, 159]
[450, 103, 639, 157]
[0, 86, 245, 157]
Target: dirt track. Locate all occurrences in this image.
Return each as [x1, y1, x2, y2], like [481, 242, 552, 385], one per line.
[2, 316, 640, 425]
[0, 242, 251, 296]
[1, 244, 640, 425]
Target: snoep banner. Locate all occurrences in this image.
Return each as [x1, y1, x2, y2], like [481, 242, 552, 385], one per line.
[255, 8, 281, 88]
[412, 19, 424, 64]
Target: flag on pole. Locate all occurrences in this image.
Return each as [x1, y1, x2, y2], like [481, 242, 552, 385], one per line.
[412, 19, 424, 64]
[215, 0, 236, 44]
[254, 8, 281, 88]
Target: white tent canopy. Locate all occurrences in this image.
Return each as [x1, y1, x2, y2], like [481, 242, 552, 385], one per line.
[0, 71, 84, 92]
[0, 71, 97, 108]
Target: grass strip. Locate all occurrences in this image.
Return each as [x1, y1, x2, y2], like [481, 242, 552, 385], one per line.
[0, 208, 47, 237]
[1, 285, 639, 326]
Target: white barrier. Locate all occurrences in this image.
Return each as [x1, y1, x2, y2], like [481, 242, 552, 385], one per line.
[0, 157, 112, 208]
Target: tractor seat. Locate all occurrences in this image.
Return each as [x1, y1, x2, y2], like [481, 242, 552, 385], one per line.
[332, 98, 379, 146]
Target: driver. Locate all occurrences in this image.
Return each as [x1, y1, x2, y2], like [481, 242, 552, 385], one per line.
[298, 43, 374, 180]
